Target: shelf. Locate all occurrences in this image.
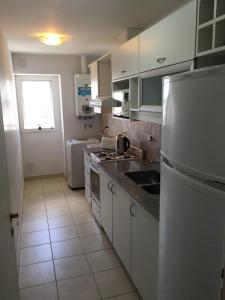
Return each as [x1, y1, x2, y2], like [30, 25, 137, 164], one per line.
[197, 24, 213, 52]
[215, 19, 225, 48]
[199, 0, 214, 25]
[216, 0, 225, 18]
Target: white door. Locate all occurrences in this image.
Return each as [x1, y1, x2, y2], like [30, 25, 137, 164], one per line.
[159, 161, 225, 300]
[131, 200, 159, 300]
[112, 183, 131, 273]
[16, 75, 64, 177]
[100, 170, 113, 242]
[0, 99, 19, 300]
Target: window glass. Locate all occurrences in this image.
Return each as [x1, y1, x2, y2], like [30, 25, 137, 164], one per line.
[21, 80, 55, 130]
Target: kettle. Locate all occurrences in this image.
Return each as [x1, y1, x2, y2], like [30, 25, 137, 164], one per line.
[115, 134, 130, 155]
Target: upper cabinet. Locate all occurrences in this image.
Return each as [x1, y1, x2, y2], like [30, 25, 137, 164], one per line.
[196, 0, 225, 56]
[111, 36, 139, 80]
[89, 56, 112, 100]
[140, 0, 197, 73]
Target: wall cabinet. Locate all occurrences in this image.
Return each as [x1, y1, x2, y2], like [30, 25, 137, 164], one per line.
[89, 56, 112, 100]
[140, 0, 196, 73]
[112, 183, 132, 273]
[111, 36, 139, 80]
[100, 170, 113, 242]
[196, 0, 225, 56]
[131, 200, 159, 300]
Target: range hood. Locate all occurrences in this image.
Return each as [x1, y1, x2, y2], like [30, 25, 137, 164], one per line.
[89, 96, 121, 113]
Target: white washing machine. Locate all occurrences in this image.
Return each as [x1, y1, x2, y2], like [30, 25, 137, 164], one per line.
[66, 138, 99, 189]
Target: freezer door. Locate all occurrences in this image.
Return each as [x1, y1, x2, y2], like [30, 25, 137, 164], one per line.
[159, 161, 225, 300]
[161, 66, 225, 183]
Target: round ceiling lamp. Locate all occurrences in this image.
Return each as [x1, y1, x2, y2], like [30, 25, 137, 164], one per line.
[39, 33, 65, 46]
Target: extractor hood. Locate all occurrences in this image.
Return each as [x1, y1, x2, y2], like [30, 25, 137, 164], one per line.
[89, 96, 121, 113]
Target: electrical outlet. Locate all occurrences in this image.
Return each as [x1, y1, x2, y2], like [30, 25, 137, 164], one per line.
[147, 135, 153, 141]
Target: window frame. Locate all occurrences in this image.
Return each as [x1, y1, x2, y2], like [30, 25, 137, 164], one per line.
[15, 74, 60, 133]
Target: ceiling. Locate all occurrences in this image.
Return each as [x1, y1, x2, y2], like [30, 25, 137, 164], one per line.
[0, 0, 188, 56]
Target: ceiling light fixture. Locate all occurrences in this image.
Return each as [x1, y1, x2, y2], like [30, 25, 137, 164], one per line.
[39, 33, 65, 46]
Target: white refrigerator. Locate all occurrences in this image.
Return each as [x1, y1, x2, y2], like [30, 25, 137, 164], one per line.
[159, 64, 225, 300]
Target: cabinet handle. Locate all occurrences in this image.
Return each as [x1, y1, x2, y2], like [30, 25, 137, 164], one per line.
[111, 183, 115, 195]
[130, 202, 135, 217]
[121, 70, 127, 73]
[107, 181, 112, 192]
[157, 57, 167, 64]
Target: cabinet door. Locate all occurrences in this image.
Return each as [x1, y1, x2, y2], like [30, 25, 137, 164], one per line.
[84, 153, 91, 205]
[111, 36, 139, 80]
[100, 170, 113, 242]
[112, 183, 131, 273]
[140, 0, 196, 72]
[90, 61, 99, 100]
[131, 201, 159, 300]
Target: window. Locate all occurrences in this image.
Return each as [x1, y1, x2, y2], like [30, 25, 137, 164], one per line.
[16, 76, 58, 131]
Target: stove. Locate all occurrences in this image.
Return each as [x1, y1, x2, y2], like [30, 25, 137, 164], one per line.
[90, 150, 140, 163]
[90, 146, 144, 164]
[89, 146, 144, 225]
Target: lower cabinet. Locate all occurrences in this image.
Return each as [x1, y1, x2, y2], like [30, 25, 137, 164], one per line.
[100, 170, 113, 242]
[131, 200, 159, 300]
[100, 171, 159, 300]
[112, 183, 132, 273]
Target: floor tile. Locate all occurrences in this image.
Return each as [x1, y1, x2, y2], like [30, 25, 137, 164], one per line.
[23, 194, 44, 203]
[50, 226, 78, 242]
[20, 230, 50, 248]
[46, 199, 67, 208]
[87, 249, 121, 273]
[47, 206, 70, 218]
[68, 201, 90, 214]
[19, 261, 55, 289]
[19, 282, 58, 300]
[23, 201, 45, 211]
[51, 238, 83, 259]
[107, 292, 141, 300]
[54, 254, 91, 280]
[20, 244, 52, 266]
[57, 274, 100, 300]
[22, 219, 48, 233]
[72, 211, 94, 224]
[48, 215, 74, 229]
[94, 268, 135, 299]
[80, 234, 111, 253]
[23, 209, 46, 221]
[76, 221, 102, 237]
[44, 191, 65, 201]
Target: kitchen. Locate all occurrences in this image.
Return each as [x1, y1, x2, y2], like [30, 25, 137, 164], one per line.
[0, 0, 225, 300]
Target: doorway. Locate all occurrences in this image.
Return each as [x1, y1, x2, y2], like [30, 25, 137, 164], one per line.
[15, 75, 65, 178]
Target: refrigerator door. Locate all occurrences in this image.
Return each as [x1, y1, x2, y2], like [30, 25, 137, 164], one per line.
[159, 161, 225, 300]
[161, 65, 225, 183]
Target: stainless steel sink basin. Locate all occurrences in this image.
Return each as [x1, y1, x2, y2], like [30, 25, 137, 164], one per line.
[124, 170, 160, 186]
[142, 183, 160, 195]
[124, 170, 160, 195]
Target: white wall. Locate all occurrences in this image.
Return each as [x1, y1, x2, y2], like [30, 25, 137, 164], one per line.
[0, 29, 23, 266]
[12, 53, 100, 142]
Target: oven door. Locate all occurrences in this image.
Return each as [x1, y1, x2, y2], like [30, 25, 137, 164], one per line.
[90, 163, 100, 204]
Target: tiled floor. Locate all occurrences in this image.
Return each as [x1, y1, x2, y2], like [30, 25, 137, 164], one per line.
[19, 176, 141, 300]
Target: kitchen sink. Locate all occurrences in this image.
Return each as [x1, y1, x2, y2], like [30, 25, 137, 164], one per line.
[124, 170, 160, 195]
[124, 170, 160, 186]
[142, 183, 160, 195]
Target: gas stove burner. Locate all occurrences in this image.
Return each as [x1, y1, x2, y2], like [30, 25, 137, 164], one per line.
[90, 150, 140, 163]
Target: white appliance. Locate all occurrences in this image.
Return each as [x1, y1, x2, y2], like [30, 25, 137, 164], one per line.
[89, 96, 121, 114]
[159, 65, 225, 300]
[74, 74, 95, 116]
[112, 89, 129, 118]
[66, 138, 99, 189]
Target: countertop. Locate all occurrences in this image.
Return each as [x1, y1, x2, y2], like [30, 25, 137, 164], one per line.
[101, 160, 160, 221]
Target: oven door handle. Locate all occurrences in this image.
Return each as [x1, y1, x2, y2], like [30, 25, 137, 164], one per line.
[90, 163, 100, 175]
